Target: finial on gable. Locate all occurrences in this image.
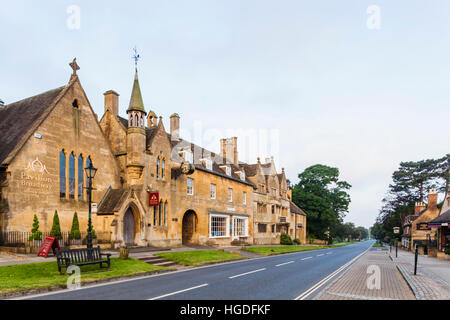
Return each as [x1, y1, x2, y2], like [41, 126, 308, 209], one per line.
[69, 58, 80, 77]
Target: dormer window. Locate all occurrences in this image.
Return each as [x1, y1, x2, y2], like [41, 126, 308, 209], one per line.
[201, 158, 213, 170]
[180, 150, 193, 163]
[226, 166, 231, 176]
[235, 171, 245, 181]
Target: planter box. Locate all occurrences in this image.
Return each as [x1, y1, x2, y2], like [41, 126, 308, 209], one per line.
[427, 248, 437, 258]
[437, 251, 446, 260]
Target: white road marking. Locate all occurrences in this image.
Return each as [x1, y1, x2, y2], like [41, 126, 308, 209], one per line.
[317, 254, 324, 257]
[229, 268, 266, 279]
[301, 257, 313, 260]
[326, 252, 332, 255]
[148, 283, 209, 300]
[276, 261, 295, 267]
[294, 246, 372, 300]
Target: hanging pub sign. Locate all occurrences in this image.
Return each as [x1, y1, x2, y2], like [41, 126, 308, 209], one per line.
[149, 192, 159, 206]
[37, 236, 61, 258]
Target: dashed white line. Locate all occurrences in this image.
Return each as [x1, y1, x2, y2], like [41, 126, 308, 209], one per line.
[276, 261, 295, 267]
[229, 268, 266, 279]
[301, 257, 313, 260]
[326, 252, 332, 255]
[317, 254, 324, 257]
[148, 283, 209, 300]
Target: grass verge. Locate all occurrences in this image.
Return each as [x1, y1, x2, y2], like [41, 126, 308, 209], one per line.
[155, 250, 245, 266]
[0, 258, 169, 295]
[245, 246, 328, 256]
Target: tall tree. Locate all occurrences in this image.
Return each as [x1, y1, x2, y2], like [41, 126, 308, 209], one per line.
[292, 164, 351, 240]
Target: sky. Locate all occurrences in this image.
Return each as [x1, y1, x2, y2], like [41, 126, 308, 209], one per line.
[1, 1, 449, 229]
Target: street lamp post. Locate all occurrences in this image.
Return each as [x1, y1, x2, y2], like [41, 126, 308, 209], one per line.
[85, 162, 97, 249]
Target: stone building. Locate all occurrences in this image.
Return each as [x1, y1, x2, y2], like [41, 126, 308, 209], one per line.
[241, 157, 307, 245]
[429, 188, 450, 252]
[0, 60, 307, 248]
[401, 190, 440, 250]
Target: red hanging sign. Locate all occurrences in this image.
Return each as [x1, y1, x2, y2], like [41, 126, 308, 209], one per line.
[149, 192, 159, 206]
[37, 236, 61, 258]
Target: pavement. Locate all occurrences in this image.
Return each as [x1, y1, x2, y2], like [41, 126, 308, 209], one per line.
[315, 247, 415, 300]
[390, 248, 450, 300]
[17, 241, 374, 300]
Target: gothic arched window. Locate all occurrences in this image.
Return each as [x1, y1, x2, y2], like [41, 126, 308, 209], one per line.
[159, 200, 163, 226]
[164, 201, 168, 226]
[69, 153, 75, 199]
[59, 150, 66, 198]
[162, 158, 165, 180]
[153, 206, 157, 226]
[156, 157, 160, 179]
[78, 155, 84, 200]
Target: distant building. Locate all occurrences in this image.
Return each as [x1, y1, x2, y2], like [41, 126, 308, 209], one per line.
[428, 188, 450, 252]
[401, 190, 440, 250]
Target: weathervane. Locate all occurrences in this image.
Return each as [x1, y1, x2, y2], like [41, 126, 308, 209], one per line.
[132, 47, 140, 68]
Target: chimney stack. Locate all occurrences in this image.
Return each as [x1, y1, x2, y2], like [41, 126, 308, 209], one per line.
[104, 90, 119, 116]
[427, 189, 438, 209]
[170, 113, 180, 141]
[220, 137, 238, 164]
[414, 202, 426, 214]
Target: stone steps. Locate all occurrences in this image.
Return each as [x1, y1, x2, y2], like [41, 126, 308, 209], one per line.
[137, 255, 179, 267]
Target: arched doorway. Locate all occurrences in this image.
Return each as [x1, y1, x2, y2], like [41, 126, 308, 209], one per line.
[182, 210, 197, 244]
[123, 208, 135, 245]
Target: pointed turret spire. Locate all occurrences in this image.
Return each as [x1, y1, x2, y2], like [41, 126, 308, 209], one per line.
[127, 68, 146, 114]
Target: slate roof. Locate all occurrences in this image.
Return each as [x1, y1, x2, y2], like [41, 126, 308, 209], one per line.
[116, 115, 255, 187]
[97, 187, 129, 214]
[429, 209, 450, 225]
[0, 86, 66, 166]
[290, 201, 306, 216]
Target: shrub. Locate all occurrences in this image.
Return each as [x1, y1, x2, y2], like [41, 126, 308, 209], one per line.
[444, 247, 450, 255]
[29, 214, 42, 241]
[69, 212, 81, 240]
[293, 238, 301, 245]
[49, 210, 62, 240]
[280, 233, 293, 245]
[86, 224, 97, 239]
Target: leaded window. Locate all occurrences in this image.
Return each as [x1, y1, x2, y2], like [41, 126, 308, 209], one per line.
[59, 151, 66, 198]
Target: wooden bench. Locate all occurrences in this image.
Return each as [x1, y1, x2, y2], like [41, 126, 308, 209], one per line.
[56, 246, 111, 273]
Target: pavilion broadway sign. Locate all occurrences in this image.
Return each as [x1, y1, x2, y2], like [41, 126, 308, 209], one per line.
[19, 157, 53, 192]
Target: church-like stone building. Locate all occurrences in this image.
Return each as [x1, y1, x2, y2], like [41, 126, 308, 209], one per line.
[0, 60, 306, 248]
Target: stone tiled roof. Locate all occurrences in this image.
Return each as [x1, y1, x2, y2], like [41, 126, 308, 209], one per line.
[429, 209, 450, 225]
[240, 163, 259, 177]
[97, 187, 129, 214]
[116, 115, 254, 187]
[290, 201, 306, 216]
[0, 86, 66, 165]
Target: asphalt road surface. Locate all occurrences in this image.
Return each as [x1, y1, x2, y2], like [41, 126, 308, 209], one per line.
[24, 240, 374, 300]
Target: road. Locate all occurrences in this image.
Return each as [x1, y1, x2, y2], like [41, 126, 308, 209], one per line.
[25, 240, 374, 300]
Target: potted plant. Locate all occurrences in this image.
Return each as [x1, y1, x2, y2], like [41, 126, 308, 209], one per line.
[445, 247, 450, 260]
[69, 212, 82, 245]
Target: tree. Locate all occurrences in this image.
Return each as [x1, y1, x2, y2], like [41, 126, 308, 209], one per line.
[69, 212, 81, 240]
[29, 214, 42, 241]
[87, 224, 97, 239]
[373, 154, 449, 241]
[50, 210, 62, 240]
[292, 164, 351, 239]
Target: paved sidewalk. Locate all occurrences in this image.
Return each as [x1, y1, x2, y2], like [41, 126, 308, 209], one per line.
[390, 249, 450, 300]
[316, 249, 415, 300]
